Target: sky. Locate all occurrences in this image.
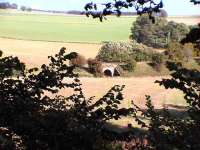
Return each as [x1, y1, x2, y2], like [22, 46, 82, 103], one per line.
[1, 0, 200, 16]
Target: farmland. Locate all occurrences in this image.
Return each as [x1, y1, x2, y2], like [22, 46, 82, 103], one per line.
[0, 10, 199, 43]
[0, 10, 197, 110]
[0, 10, 136, 43]
[0, 37, 186, 110]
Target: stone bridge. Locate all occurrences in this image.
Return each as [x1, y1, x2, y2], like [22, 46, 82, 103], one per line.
[102, 63, 121, 77]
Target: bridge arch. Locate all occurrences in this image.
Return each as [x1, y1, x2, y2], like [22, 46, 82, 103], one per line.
[102, 67, 115, 77]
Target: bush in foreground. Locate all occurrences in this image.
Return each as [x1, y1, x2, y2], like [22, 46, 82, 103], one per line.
[1, 47, 200, 149]
[0, 48, 133, 149]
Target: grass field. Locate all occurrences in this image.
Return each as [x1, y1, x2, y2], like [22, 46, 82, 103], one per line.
[0, 38, 101, 67]
[0, 9, 136, 43]
[0, 10, 192, 127]
[0, 9, 199, 43]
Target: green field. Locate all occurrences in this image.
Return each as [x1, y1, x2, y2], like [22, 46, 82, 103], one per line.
[0, 10, 136, 43]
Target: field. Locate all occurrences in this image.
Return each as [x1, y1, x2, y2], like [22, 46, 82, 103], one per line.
[0, 37, 186, 111]
[0, 37, 101, 67]
[0, 10, 199, 43]
[0, 10, 136, 43]
[61, 77, 186, 107]
[0, 10, 195, 111]
[167, 16, 200, 25]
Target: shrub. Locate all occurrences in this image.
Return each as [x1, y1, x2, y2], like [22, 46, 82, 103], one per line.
[121, 59, 137, 72]
[20, 6, 26, 11]
[165, 42, 185, 61]
[97, 42, 132, 62]
[69, 52, 87, 67]
[88, 58, 103, 76]
[165, 42, 196, 62]
[152, 53, 165, 71]
[97, 41, 156, 63]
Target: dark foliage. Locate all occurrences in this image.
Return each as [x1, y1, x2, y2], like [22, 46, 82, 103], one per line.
[181, 24, 200, 50]
[1, 48, 200, 149]
[84, 0, 163, 22]
[0, 2, 18, 9]
[122, 61, 200, 150]
[0, 48, 134, 149]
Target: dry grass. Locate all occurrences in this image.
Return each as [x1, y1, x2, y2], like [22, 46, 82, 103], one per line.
[0, 38, 185, 109]
[60, 77, 185, 109]
[167, 16, 200, 25]
[0, 37, 187, 127]
[0, 38, 101, 67]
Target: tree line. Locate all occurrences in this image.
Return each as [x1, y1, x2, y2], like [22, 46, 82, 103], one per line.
[0, 2, 18, 9]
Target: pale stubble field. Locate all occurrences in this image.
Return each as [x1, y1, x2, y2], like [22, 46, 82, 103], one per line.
[0, 37, 185, 110]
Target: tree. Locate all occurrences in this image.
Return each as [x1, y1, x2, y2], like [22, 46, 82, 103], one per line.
[0, 48, 133, 149]
[131, 15, 189, 48]
[0, 2, 17, 9]
[26, 7, 32, 12]
[131, 15, 167, 48]
[20, 6, 26, 11]
[152, 62, 200, 149]
[10, 3, 18, 9]
[165, 21, 189, 42]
